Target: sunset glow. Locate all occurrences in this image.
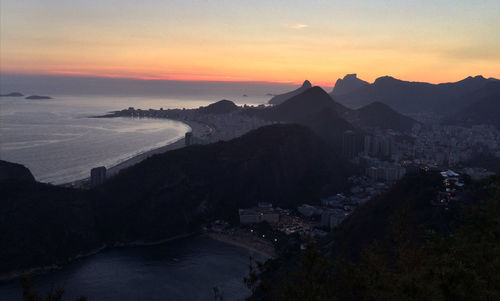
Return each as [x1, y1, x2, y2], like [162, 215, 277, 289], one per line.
[1, 0, 499, 85]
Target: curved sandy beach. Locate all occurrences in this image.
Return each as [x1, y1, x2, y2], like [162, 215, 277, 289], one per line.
[65, 119, 212, 187]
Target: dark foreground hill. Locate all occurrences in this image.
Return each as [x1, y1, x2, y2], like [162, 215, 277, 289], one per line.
[0, 181, 102, 277]
[0, 160, 35, 182]
[0, 124, 353, 278]
[250, 172, 500, 300]
[93, 124, 352, 242]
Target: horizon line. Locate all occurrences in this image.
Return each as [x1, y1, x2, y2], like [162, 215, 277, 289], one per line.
[1, 71, 498, 88]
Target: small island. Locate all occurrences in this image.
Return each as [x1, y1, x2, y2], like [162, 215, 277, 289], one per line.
[25, 95, 53, 100]
[0, 92, 24, 97]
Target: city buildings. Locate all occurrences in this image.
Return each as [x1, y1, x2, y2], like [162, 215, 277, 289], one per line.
[90, 166, 106, 187]
[239, 203, 280, 224]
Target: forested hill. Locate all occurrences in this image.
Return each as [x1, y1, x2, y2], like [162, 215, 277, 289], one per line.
[0, 124, 354, 278]
[250, 171, 500, 300]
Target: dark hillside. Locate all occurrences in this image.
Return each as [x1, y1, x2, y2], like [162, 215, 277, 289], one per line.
[93, 124, 353, 242]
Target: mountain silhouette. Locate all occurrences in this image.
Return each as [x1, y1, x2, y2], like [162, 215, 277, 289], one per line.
[199, 99, 239, 114]
[331, 74, 496, 114]
[0, 160, 35, 182]
[445, 82, 500, 129]
[268, 80, 312, 105]
[331, 74, 369, 96]
[245, 87, 356, 149]
[346, 101, 418, 132]
[262, 86, 350, 120]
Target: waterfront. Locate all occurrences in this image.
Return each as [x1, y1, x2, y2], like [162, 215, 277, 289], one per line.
[0, 91, 276, 184]
[0, 236, 264, 301]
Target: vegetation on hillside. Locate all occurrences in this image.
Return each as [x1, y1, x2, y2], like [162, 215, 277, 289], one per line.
[249, 173, 500, 300]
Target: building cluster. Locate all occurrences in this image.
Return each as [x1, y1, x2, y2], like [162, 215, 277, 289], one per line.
[433, 170, 465, 206]
[409, 124, 500, 167]
[363, 130, 399, 160]
[358, 156, 407, 182]
[239, 202, 280, 224]
[238, 203, 328, 239]
[346, 123, 500, 178]
[116, 106, 270, 145]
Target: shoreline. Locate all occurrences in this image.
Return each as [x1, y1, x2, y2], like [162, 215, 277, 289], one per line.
[64, 118, 212, 187]
[0, 232, 197, 283]
[0, 231, 270, 283]
[205, 232, 276, 259]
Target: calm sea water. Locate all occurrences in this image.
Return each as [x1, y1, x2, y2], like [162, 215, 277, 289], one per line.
[0, 236, 264, 301]
[0, 94, 268, 184]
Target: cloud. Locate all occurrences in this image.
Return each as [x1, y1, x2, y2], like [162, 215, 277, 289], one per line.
[287, 24, 309, 29]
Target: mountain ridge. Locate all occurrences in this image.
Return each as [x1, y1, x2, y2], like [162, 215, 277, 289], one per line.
[330, 74, 497, 114]
[267, 80, 312, 105]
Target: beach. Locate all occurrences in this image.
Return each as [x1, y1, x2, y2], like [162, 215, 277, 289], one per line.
[106, 120, 211, 177]
[66, 119, 212, 187]
[205, 231, 276, 259]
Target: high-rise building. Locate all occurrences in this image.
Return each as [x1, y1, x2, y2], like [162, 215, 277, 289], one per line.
[342, 130, 357, 159]
[185, 132, 193, 146]
[364, 135, 371, 155]
[90, 166, 106, 187]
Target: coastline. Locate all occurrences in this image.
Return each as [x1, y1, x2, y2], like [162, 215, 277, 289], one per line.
[65, 118, 212, 187]
[0, 232, 197, 283]
[205, 232, 276, 259]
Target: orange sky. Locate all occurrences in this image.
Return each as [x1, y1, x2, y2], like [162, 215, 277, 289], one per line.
[1, 1, 499, 86]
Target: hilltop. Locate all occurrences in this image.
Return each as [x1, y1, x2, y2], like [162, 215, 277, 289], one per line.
[346, 101, 418, 132]
[331, 74, 497, 114]
[0, 160, 35, 183]
[268, 80, 312, 105]
[331, 74, 369, 96]
[245, 87, 356, 149]
[199, 99, 239, 114]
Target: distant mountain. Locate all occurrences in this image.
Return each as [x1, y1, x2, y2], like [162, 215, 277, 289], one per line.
[25, 95, 52, 100]
[268, 80, 312, 105]
[199, 99, 239, 114]
[331, 74, 369, 96]
[0, 124, 353, 277]
[446, 93, 500, 130]
[331, 74, 497, 114]
[246, 87, 356, 149]
[260, 86, 350, 120]
[445, 80, 500, 113]
[346, 101, 418, 132]
[0, 160, 35, 182]
[0, 92, 23, 97]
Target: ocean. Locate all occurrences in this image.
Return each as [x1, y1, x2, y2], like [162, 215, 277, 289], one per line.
[0, 236, 265, 301]
[0, 93, 271, 184]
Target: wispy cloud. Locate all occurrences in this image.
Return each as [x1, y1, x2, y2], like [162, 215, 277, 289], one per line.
[287, 24, 309, 29]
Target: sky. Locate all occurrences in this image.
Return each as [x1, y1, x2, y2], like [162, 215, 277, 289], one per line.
[1, 0, 499, 86]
